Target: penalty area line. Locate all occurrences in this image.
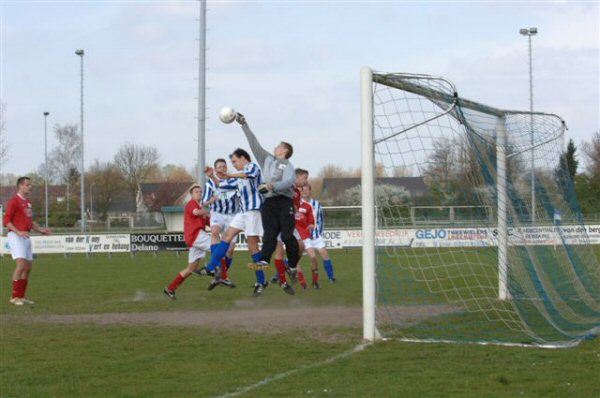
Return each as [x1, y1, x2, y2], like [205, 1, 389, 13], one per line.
[211, 342, 370, 398]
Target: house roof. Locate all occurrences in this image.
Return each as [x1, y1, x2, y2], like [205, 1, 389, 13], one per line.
[322, 177, 428, 198]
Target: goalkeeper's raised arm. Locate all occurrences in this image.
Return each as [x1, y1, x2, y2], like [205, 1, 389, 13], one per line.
[236, 113, 295, 198]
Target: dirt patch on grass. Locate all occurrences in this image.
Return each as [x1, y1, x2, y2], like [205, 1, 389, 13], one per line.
[25, 306, 363, 336]
[22, 304, 462, 338]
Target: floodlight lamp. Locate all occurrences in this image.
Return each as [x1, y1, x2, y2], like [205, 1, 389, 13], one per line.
[43, 112, 49, 116]
[529, 27, 538, 35]
[75, 49, 84, 56]
[519, 28, 529, 35]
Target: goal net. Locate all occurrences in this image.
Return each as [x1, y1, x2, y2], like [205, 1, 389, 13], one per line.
[360, 67, 600, 347]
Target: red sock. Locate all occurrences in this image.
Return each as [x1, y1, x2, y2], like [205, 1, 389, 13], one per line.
[220, 258, 229, 279]
[167, 272, 188, 292]
[298, 271, 307, 287]
[311, 270, 319, 284]
[275, 259, 287, 283]
[12, 280, 19, 299]
[21, 279, 28, 298]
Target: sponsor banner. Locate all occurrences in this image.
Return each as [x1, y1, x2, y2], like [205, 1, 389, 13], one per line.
[130, 233, 186, 252]
[321, 231, 344, 249]
[0, 235, 131, 255]
[1, 225, 598, 256]
[340, 226, 600, 248]
[342, 229, 413, 247]
[507, 225, 600, 246]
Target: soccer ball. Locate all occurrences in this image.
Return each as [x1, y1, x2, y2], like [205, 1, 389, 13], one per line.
[219, 107, 237, 124]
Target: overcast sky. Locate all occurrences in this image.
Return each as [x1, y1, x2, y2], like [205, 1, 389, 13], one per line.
[1, 1, 598, 180]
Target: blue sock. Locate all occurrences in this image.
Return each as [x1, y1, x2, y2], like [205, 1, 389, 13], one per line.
[256, 270, 265, 285]
[207, 241, 229, 271]
[226, 256, 233, 270]
[251, 252, 262, 263]
[210, 244, 218, 256]
[323, 259, 334, 279]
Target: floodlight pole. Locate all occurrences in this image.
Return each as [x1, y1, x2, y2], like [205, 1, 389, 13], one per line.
[75, 49, 85, 233]
[520, 27, 537, 224]
[197, 0, 207, 187]
[43, 111, 50, 228]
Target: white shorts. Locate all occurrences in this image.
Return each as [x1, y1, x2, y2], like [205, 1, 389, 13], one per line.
[210, 211, 235, 232]
[7, 231, 33, 261]
[277, 228, 301, 242]
[304, 237, 326, 250]
[229, 210, 263, 237]
[188, 231, 211, 264]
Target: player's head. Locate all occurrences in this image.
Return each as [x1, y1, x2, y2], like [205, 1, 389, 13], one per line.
[214, 158, 227, 174]
[189, 184, 202, 201]
[295, 168, 309, 187]
[274, 141, 293, 159]
[301, 184, 311, 199]
[16, 176, 32, 195]
[230, 148, 251, 171]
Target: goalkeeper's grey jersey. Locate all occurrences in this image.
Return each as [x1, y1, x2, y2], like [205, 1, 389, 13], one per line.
[241, 124, 295, 199]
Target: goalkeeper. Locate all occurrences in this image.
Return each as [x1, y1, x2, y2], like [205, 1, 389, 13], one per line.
[235, 113, 300, 274]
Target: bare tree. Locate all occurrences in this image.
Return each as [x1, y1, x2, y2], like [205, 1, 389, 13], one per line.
[47, 124, 82, 183]
[114, 142, 160, 203]
[46, 124, 82, 214]
[424, 137, 458, 203]
[582, 130, 600, 177]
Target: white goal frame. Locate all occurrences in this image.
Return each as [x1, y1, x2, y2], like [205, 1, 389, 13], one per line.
[360, 66, 566, 342]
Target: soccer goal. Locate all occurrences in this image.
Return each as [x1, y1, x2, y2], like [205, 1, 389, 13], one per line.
[361, 67, 600, 347]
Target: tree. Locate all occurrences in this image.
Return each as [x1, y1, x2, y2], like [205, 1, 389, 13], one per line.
[423, 137, 458, 204]
[336, 184, 409, 207]
[87, 160, 126, 220]
[578, 131, 600, 214]
[46, 124, 82, 184]
[582, 131, 600, 177]
[158, 164, 194, 182]
[114, 142, 160, 203]
[46, 124, 82, 214]
[554, 139, 579, 197]
[564, 139, 579, 180]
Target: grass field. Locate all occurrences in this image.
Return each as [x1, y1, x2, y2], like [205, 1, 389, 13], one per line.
[1, 249, 599, 397]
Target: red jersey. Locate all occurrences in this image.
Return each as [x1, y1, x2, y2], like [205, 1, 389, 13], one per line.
[295, 200, 315, 240]
[183, 200, 208, 247]
[3, 194, 33, 232]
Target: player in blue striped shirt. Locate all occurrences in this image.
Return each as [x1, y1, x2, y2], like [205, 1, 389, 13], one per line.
[197, 149, 269, 296]
[302, 184, 336, 282]
[197, 158, 239, 287]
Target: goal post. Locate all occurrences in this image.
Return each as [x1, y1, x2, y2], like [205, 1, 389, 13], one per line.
[361, 66, 377, 341]
[360, 66, 600, 346]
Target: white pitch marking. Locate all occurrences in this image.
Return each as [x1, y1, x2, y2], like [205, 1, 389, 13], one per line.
[212, 343, 370, 398]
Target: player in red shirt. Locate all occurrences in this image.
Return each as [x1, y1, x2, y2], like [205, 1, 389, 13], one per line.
[271, 168, 311, 289]
[163, 184, 211, 300]
[3, 177, 51, 306]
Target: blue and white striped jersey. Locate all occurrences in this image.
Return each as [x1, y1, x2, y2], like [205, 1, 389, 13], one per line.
[202, 179, 239, 215]
[234, 162, 264, 212]
[309, 198, 324, 239]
